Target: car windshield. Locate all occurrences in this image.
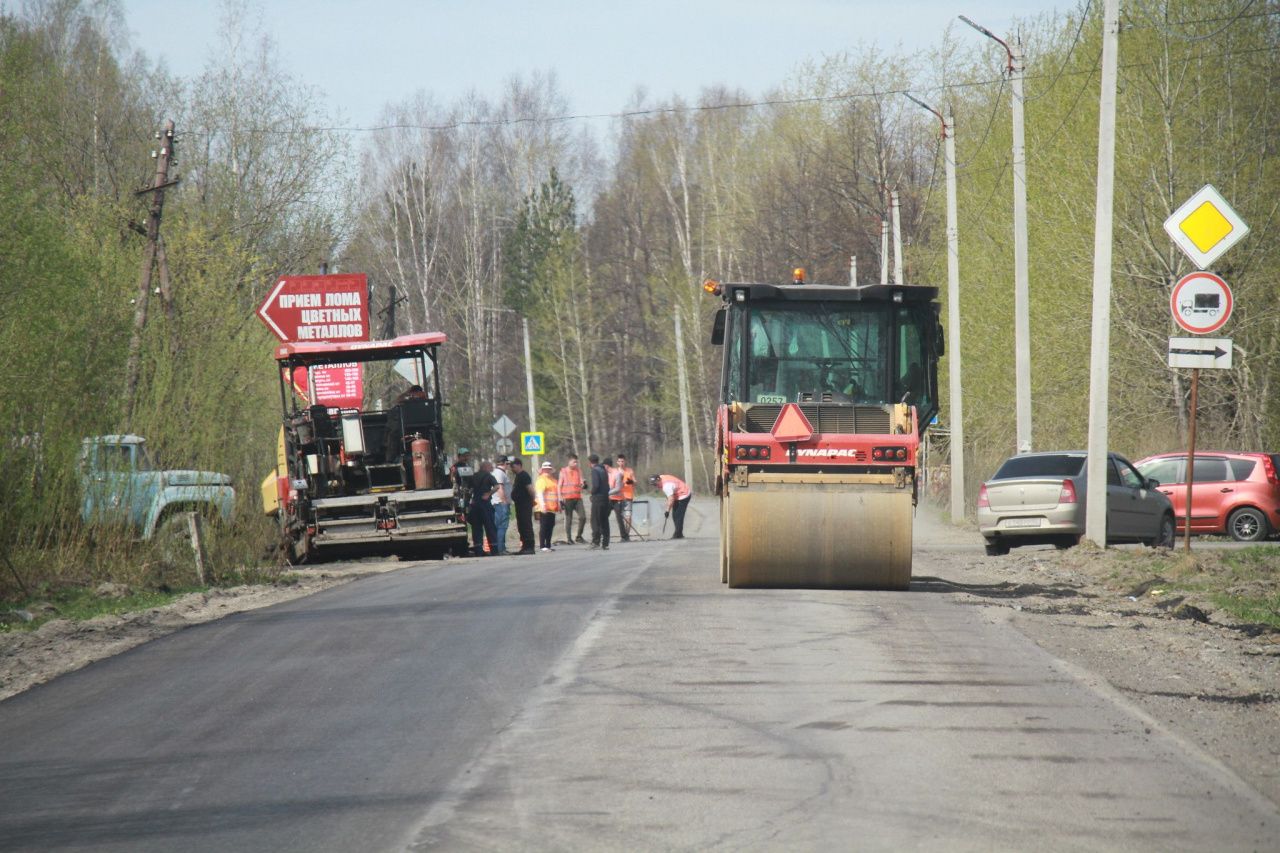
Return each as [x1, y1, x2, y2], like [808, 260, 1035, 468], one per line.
[992, 454, 1084, 479]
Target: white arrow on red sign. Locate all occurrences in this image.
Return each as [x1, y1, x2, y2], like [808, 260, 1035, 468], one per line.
[257, 274, 371, 409]
[256, 274, 370, 343]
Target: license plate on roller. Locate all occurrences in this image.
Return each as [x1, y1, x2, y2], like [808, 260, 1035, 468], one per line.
[1005, 518, 1041, 528]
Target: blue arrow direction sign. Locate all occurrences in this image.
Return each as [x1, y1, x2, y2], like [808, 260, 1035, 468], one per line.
[1168, 337, 1232, 369]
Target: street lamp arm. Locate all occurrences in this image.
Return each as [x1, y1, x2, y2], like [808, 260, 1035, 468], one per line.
[959, 15, 1014, 69]
[903, 92, 947, 137]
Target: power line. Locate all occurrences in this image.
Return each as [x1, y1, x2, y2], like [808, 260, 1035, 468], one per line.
[178, 43, 1279, 140]
[1034, 39, 1103, 154]
[956, 76, 1006, 169]
[183, 76, 1009, 138]
[966, 156, 1013, 235]
[1129, 0, 1273, 42]
[1025, 0, 1094, 104]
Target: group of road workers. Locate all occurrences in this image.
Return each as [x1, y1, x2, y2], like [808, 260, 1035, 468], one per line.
[452, 449, 691, 557]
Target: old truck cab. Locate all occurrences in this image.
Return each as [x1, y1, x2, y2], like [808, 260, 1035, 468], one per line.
[79, 435, 235, 539]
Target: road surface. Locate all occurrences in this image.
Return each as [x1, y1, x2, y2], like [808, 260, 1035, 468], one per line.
[0, 509, 1276, 851]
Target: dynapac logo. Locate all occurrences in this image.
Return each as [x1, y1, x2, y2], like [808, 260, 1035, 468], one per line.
[796, 448, 862, 457]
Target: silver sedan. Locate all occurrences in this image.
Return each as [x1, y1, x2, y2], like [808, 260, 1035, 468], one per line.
[977, 451, 1175, 555]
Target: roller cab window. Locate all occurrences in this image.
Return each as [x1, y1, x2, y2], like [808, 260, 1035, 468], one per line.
[741, 304, 932, 408]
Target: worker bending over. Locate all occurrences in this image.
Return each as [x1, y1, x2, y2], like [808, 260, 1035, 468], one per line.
[650, 474, 692, 539]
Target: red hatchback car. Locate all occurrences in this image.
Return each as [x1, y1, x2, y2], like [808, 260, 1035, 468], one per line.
[1134, 452, 1280, 541]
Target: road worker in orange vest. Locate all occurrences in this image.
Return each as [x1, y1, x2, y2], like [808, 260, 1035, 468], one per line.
[557, 454, 587, 544]
[535, 461, 560, 552]
[649, 473, 692, 539]
[611, 453, 636, 541]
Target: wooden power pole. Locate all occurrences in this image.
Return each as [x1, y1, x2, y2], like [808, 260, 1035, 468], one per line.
[123, 119, 178, 427]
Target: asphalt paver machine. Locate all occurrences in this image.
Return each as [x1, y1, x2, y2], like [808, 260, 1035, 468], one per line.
[269, 332, 469, 562]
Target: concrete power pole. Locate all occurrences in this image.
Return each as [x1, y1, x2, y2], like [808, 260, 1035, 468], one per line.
[673, 308, 694, 486]
[1085, 0, 1122, 547]
[123, 119, 177, 427]
[906, 93, 966, 524]
[522, 316, 539, 471]
[942, 108, 966, 524]
[1010, 36, 1033, 455]
[961, 17, 1033, 455]
[890, 190, 905, 286]
[880, 219, 890, 285]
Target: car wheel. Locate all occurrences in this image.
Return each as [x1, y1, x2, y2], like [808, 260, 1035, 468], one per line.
[984, 540, 1009, 556]
[1151, 513, 1175, 549]
[1054, 535, 1081, 551]
[1227, 507, 1268, 542]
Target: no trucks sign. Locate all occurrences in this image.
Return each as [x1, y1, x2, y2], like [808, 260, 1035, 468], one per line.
[257, 274, 370, 408]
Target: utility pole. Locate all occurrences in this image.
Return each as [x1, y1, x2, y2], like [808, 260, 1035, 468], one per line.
[890, 190, 904, 286]
[380, 285, 399, 339]
[879, 219, 890, 285]
[124, 119, 177, 427]
[906, 92, 966, 524]
[961, 16, 1032, 454]
[1010, 36, 1032, 454]
[522, 316, 538, 471]
[1085, 0, 1121, 547]
[673, 308, 694, 486]
[849, 255, 857, 287]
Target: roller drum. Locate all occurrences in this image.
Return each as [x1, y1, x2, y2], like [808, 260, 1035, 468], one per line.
[725, 482, 913, 590]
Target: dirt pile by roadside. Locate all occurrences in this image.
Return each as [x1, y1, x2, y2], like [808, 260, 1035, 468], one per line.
[0, 560, 405, 702]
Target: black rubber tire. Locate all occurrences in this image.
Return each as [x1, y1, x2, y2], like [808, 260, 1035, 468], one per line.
[984, 540, 1009, 556]
[1227, 507, 1268, 542]
[1151, 514, 1176, 549]
[1054, 535, 1081, 551]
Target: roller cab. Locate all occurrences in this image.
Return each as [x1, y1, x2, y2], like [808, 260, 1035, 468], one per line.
[707, 279, 942, 589]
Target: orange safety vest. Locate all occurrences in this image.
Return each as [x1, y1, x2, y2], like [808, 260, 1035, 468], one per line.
[536, 473, 560, 512]
[558, 466, 583, 500]
[608, 466, 625, 501]
[620, 466, 636, 501]
[657, 474, 691, 502]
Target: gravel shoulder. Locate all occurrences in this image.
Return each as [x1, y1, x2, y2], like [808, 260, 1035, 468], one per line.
[914, 505, 1280, 806]
[0, 559, 407, 702]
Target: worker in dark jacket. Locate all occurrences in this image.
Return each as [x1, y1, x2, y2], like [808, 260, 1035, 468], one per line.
[588, 454, 612, 550]
[468, 460, 499, 556]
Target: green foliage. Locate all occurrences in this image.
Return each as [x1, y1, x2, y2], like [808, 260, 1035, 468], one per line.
[0, 5, 345, 601]
[0, 586, 201, 633]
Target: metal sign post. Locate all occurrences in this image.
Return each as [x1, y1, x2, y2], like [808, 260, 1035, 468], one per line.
[1161, 188, 1247, 551]
[1183, 369, 1198, 552]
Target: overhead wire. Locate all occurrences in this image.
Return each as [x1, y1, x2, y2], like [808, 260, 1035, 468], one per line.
[179, 41, 1280, 140]
[1034, 39, 1104, 155]
[1129, 0, 1267, 43]
[1025, 0, 1094, 103]
[955, 76, 1006, 170]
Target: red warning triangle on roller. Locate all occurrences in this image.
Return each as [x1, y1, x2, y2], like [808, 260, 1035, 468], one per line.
[770, 403, 814, 442]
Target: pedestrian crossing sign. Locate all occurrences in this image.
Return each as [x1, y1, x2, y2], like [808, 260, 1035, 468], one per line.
[520, 432, 544, 454]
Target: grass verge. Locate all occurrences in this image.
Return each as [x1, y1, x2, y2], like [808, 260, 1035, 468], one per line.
[0, 586, 200, 633]
[1088, 544, 1280, 629]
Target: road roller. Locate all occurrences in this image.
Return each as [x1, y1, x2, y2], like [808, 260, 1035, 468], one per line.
[707, 273, 943, 589]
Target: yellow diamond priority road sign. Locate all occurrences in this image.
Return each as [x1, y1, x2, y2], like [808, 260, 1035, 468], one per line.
[1163, 184, 1249, 270]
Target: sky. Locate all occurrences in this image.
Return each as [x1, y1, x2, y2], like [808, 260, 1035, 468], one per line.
[121, 0, 1066, 129]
